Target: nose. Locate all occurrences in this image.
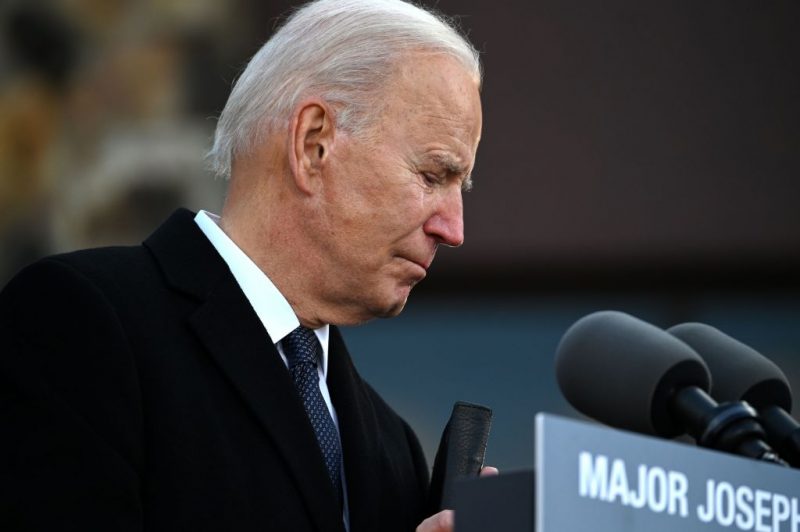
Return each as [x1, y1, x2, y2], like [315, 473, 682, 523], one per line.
[423, 186, 464, 247]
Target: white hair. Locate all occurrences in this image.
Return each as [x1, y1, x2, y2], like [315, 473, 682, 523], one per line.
[208, 0, 481, 179]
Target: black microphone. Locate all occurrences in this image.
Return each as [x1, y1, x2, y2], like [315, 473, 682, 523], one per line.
[427, 401, 493, 513]
[555, 311, 786, 465]
[668, 322, 800, 468]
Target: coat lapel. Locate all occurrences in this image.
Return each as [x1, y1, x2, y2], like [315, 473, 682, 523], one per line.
[145, 209, 344, 532]
[327, 327, 382, 532]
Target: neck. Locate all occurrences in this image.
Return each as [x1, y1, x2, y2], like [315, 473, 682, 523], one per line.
[221, 166, 330, 329]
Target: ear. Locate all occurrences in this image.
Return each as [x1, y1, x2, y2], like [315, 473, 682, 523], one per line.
[288, 99, 335, 195]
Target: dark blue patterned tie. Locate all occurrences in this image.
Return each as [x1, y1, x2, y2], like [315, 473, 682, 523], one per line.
[283, 326, 343, 505]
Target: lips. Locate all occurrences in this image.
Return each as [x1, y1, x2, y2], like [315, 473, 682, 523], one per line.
[398, 254, 434, 285]
[397, 246, 436, 278]
[407, 256, 432, 271]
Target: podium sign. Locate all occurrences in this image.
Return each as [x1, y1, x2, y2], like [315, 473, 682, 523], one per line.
[535, 414, 800, 532]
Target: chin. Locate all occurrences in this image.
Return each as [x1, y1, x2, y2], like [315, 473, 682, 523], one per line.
[338, 293, 408, 326]
[372, 288, 411, 319]
[346, 281, 414, 323]
[381, 300, 407, 318]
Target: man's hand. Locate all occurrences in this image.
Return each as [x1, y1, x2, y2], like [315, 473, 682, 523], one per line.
[416, 466, 499, 532]
[416, 509, 454, 532]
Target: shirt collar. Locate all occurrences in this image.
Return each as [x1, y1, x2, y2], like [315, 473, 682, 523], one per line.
[194, 210, 329, 376]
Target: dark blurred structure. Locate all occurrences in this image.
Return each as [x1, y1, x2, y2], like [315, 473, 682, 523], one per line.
[1, 0, 798, 469]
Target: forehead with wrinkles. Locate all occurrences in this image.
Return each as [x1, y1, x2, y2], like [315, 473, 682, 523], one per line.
[373, 53, 482, 187]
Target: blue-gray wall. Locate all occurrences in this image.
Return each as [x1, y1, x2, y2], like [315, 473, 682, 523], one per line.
[343, 293, 800, 470]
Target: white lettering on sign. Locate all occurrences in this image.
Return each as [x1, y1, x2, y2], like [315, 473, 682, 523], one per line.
[577, 452, 800, 531]
[578, 452, 688, 517]
[696, 479, 800, 532]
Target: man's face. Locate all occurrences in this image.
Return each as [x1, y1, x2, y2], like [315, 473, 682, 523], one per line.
[311, 53, 482, 323]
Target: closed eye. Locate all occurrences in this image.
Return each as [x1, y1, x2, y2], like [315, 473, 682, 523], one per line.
[421, 172, 442, 186]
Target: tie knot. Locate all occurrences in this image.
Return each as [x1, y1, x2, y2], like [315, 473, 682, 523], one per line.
[283, 326, 320, 370]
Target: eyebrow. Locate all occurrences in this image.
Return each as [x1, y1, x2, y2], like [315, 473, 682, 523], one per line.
[428, 153, 474, 191]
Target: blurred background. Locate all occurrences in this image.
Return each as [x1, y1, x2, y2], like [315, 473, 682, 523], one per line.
[1, 0, 798, 470]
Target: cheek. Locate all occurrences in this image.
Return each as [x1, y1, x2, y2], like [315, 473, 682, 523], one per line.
[326, 152, 428, 242]
[374, 186, 429, 238]
[349, 178, 420, 225]
[335, 188, 425, 265]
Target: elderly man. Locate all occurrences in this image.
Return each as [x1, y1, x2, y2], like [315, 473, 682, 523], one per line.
[0, 1, 483, 531]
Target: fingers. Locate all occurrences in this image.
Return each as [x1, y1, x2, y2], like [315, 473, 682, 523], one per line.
[480, 465, 499, 477]
[416, 509, 454, 532]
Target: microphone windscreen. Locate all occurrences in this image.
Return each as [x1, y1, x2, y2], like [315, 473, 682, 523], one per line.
[428, 401, 492, 513]
[556, 311, 710, 438]
[668, 322, 792, 412]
